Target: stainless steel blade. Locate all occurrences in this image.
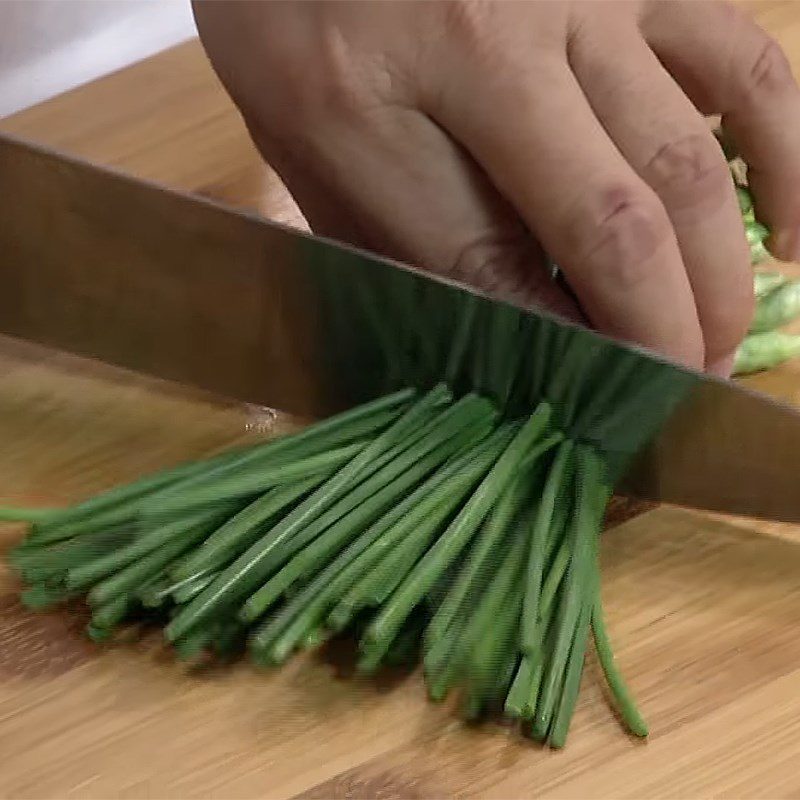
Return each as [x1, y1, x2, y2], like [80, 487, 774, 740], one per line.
[619, 374, 800, 520]
[1, 133, 799, 521]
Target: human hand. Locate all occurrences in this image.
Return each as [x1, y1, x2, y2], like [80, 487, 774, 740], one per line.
[193, 0, 800, 376]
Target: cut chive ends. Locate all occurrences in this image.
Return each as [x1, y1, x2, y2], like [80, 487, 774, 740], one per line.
[0, 506, 60, 524]
[3, 386, 650, 750]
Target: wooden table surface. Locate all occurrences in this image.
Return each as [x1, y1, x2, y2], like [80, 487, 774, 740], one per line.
[4, 6, 800, 798]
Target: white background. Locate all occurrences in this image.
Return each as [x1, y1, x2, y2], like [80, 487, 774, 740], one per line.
[0, 0, 198, 118]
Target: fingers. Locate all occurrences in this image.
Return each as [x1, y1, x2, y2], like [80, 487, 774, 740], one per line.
[642, 0, 800, 262]
[422, 40, 705, 369]
[259, 106, 581, 319]
[193, 0, 579, 318]
[568, 18, 753, 375]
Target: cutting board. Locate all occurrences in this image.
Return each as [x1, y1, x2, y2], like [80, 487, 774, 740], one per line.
[3, 5, 800, 797]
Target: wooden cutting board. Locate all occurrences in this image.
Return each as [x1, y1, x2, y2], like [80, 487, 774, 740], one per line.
[3, 5, 800, 797]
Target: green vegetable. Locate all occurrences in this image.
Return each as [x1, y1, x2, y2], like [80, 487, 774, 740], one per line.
[424, 468, 530, 650]
[726, 157, 800, 376]
[3, 379, 657, 749]
[522, 440, 574, 655]
[241, 411, 493, 626]
[548, 598, 592, 749]
[734, 330, 800, 374]
[453, 525, 528, 712]
[87, 518, 216, 607]
[139, 439, 368, 518]
[11, 528, 136, 584]
[7, 245, 715, 752]
[66, 505, 238, 591]
[591, 587, 648, 738]
[168, 477, 324, 583]
[746, 220, 769, 248]
[533, 446, 601, 739]
[359, 404, 553, 667]
[736, 186, 752, 215]
[22, 583, 77, 609]
[754, 270, 788, 299]
[174, 625, 216, 661]
[164, 386, 452, 642]
[750, 279, 800, 334]
[0, 387, 415, 535]
[250, 427, 516, 664]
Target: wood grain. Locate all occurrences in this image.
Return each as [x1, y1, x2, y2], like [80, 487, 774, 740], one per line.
[0, 40, 306, 229]
[3, 5, 800, 798]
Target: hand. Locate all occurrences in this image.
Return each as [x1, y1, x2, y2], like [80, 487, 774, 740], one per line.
[192, 0, 800, 376]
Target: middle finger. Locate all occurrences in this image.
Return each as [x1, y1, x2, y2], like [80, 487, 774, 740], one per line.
[569, 15, 754, 374]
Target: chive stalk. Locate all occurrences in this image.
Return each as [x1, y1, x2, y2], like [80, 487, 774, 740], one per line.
[165, 386, 451, 641]
[361, 404, 553, 663]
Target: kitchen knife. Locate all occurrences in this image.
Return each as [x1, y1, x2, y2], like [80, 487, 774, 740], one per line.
[0, 132, 798, 522]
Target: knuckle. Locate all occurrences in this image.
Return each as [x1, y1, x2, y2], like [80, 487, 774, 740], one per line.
[644, 133, 730, 211]
[442, 233, 584, 315]
[441, 0, 499, 50]
[444, 232, 541, 298]
[741, 33, 795, 99]
[300, 32, 376, 120]
[264, 28, 397, 134]
[568, 185, 672, 291]
[438, 0, 523, 75]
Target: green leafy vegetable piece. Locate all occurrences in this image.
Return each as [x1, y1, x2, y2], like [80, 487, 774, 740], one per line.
[750, 279, 800, 334]
[734, 331, 800, 375]
[754, 271, 788, 299]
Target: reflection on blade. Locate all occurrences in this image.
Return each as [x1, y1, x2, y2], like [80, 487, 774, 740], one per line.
[622, 375, 800, 522]
[307, 235, 697, 484]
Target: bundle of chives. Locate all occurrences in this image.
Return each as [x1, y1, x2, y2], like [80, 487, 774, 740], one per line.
[2, 377, 656, 747]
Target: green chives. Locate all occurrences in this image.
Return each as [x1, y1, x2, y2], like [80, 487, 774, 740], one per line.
[5, 373, 657, 747]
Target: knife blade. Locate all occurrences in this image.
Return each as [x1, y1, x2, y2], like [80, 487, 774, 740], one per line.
[0, 132, 798, 522]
